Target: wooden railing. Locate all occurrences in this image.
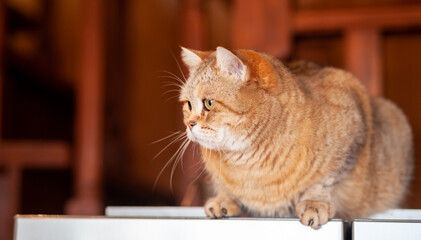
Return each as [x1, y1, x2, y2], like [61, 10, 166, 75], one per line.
[292, 4, 421, 96]
[64, 0, 104, 216]
[0, 0, 104, 239]
[182, 1, 421, 97]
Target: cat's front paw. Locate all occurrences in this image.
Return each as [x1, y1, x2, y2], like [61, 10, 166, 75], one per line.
[204, 197, 242, 218]
[296, 200, 335, 230]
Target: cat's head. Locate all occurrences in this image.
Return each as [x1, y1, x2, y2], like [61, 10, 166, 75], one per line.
[179, 47, 288, 152]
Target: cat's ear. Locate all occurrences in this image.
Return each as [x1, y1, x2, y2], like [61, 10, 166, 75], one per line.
[237, 49, 282, 94]
[180, 47, 205, 69]
[216, 47, 247, 82]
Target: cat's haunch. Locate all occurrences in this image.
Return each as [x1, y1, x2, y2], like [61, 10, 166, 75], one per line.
[179, 46, 413, 229]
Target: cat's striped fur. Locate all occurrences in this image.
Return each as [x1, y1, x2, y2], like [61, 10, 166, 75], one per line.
[179, 47, 413, 229]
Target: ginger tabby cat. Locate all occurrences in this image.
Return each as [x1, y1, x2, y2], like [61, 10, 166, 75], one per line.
[179, 46, 413, 229]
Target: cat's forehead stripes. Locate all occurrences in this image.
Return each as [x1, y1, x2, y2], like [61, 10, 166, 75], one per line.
[193, 59, 219, 84]
[183, 61, 223, 98]
[182, 60, 215, 95]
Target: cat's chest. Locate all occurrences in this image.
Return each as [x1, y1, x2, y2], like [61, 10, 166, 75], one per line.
[208, 158, 289, 203]
[219, 167, 296, 215]
[222, 168, 276, 195]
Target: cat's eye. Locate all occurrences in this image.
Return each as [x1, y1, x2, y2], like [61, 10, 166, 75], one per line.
[203, 99, 215, 111]
[187, 101, 192, 111]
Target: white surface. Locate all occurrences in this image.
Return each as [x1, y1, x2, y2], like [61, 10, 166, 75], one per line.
[354, 209, 421, 240]
[14, 216, 344, 240]
[353, 221, 421, 240]
[15, 208, 421, 240]
[105, 206, 207, 218]
[366, 209, 421, 220]
[106, 206, 421, 220]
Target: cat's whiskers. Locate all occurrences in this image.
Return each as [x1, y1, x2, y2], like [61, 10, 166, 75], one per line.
[187, 147, 210, 193]
[169, 137, 191, 190]
[169, 51, 188, 82]
[153, 131, 186, 160]
[153, 53, 192, 191]
[161, 81, 183, 90]
[152, 131, 183, 145]
[161, 89, 183, 103]
[159, 80, 184, 92]
[153, 132, 189, 191]
[180, 142, 217, 196]
[216, 145, 223, 184]
[157, 75, 184, 102]
[157, 70, 185, 85]
[179, 138, 192, 175]
[192, 141, 198, 164]
[153, 134, 190, 191]
[190, 144, 202, 169]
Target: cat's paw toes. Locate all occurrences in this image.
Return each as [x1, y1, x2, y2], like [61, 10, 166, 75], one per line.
[204, 197, 241, 218]
[296, 200, 335, 230]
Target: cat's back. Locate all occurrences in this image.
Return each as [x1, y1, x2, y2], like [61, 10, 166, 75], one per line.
[285, 60, 364, 95]
[285, 60, 413, 217]
[284, 60, 370, 126]
[369, 97, 413, 208]
[284, 60, 323, 77]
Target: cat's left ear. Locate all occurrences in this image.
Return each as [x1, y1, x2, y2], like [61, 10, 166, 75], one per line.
[180, 47, 211, 70]
[216, 47, 247, 82]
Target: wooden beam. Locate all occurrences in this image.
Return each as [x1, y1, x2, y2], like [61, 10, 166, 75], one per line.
[344, 28, 382, 97]
[0, 175, 10, 240]
[8, 166, 21, 239]
[66, 0, 104, 215]
[294, 4, 421, 33]
[231, 0, 291, 58]
[0, 167, 21, 240]
[0, 0, 4, 140]
[180, 0, 206, 50]
[0, 141, 70, 168]
[0, 3, 8, 239]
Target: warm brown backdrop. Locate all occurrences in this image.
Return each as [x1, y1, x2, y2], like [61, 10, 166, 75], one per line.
[2, 0, 421, 225]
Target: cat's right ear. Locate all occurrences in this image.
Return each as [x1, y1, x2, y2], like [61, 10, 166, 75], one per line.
[216, 47, 247, 82]
[180, 47, 203, 70]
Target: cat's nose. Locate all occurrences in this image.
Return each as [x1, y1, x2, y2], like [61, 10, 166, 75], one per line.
[187, 121, 197, 130]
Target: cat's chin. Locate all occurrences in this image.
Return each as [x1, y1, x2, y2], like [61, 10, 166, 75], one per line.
[187, 131, 220, 151]
[186, 128, 196, 142]
[191, 136, 220, 151]
[186, 128, 216, 147]
[197, 143, 218, 151]
[186, 127, 248, 152]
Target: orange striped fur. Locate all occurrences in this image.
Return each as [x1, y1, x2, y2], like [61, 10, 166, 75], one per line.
[179, 47, 413, 229]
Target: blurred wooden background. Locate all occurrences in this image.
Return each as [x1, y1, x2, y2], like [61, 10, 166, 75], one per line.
[1, 0, 421, 239]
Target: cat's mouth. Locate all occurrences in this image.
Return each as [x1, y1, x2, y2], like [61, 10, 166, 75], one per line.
[186, 125, 249, 152]
[186, 125, 221, 150]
